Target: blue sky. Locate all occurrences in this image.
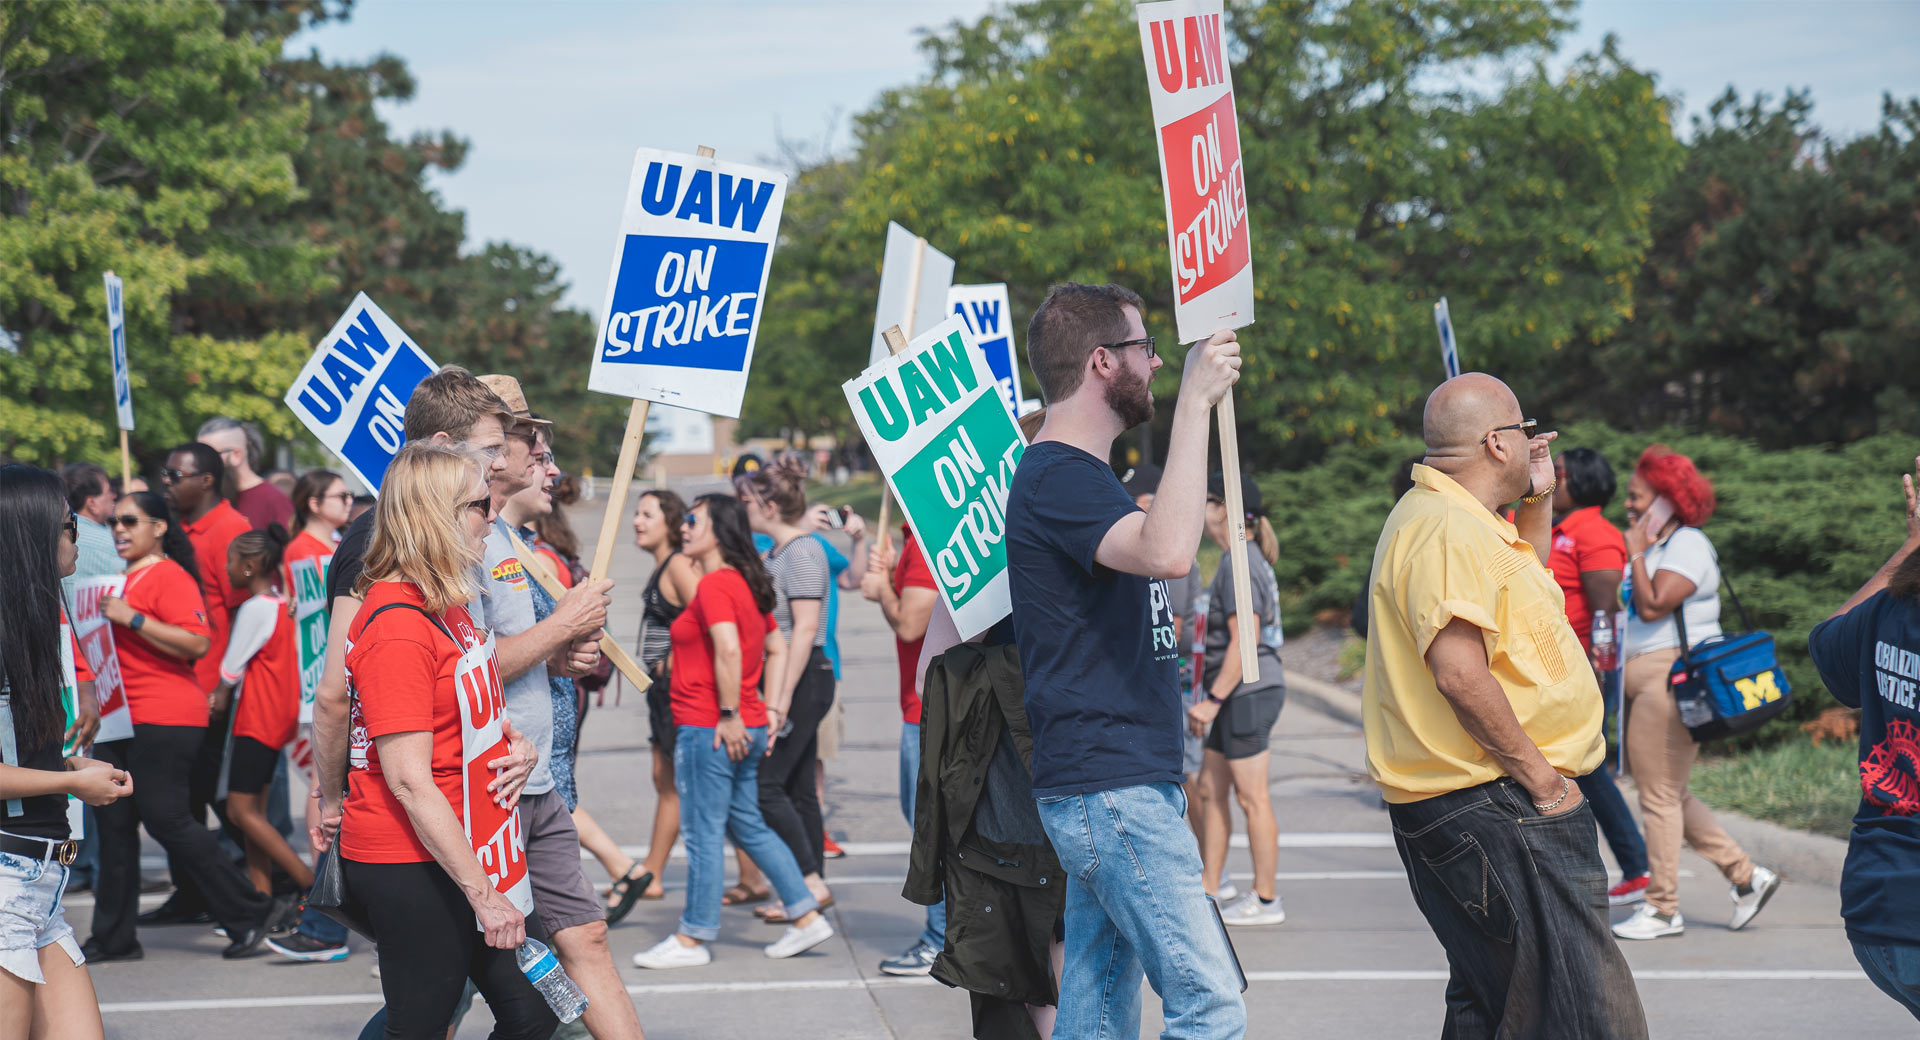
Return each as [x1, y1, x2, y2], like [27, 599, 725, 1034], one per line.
[297, 0, 1920, 314]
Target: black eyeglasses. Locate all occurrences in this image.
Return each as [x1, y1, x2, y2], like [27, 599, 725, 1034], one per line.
[532, 452, 555, 469]
[1100, 336, 1157, 360]
[63, 514, 77, 544]
[1483, 419, 1538, 445]
[110, 514, 158, 529]
[325, 491, 355, 504]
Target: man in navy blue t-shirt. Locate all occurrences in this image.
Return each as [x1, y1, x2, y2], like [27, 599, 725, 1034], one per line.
[1810, 476, 1920, 1023]
[1006, 282, 1247, 1038]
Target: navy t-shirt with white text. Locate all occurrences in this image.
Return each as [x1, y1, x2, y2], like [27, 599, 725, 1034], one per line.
[1808, 589, 1920, 947]
[1007, 441, 1183, 798]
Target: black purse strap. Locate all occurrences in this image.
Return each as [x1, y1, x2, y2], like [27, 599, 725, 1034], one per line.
[333, 599, 463, 805]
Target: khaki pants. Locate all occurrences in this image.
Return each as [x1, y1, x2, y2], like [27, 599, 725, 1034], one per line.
[1623, 647, 1754, 915]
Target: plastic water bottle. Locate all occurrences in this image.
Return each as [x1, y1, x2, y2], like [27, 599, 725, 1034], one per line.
[1591, 610, 1618, 671]
[517, 937, 588, 1024]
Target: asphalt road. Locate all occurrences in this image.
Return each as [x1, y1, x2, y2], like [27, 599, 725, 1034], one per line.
[72, 492, 1911, 1039]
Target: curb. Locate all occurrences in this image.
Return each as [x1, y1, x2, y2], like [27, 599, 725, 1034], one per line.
[1283, 669, 1363, 729]
[1284, 668, 1849, 889]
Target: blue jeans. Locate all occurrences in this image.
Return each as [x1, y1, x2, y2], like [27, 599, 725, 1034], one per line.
[296, 903, 349, 945]
[1576, 762, 1648, 879]
[900, 721, 946, 949]
[675, 724, 818, 942]
[1036, 782, 1246, 1040]
[1854, 940, 1920, 1022]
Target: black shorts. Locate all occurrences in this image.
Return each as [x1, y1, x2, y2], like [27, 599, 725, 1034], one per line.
[646, 668, 676, 750]
[1204, 683, 1286, 760]
[227, 735, 281, 794]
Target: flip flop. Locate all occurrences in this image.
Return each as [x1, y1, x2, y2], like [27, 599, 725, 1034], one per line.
[605, 870, 654, 927]
[721, 883, 771, 906]
[760, 896, 835, 924]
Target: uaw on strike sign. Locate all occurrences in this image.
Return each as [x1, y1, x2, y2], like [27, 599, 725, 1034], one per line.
[589, 148, 788, 419]
[285, 294, 436, 492]
[456, 634, 534, 920]
[844, 316, 1027, 639]
[1138, 0, 1254, 343]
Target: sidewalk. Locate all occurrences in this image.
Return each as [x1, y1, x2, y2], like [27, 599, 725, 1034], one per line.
[71, 489, 1905, 1038]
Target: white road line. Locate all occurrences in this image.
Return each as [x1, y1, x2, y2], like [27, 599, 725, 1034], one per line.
[97, 968, 1870, 1013]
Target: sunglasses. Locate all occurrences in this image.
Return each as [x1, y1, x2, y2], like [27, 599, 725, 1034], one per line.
[1100, 335, 1157, 360]
[63, 513, 77, 544]
[159, 467, 204, 484]
[325, 491, 355, 504]
[110, 514, 158, 529]
[682, 513, 702, 528]
[464, 496, 492, 518]
[1483, 419, 1538, 445]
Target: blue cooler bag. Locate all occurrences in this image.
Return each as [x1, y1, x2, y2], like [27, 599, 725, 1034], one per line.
[1666, 571, 1792, 742]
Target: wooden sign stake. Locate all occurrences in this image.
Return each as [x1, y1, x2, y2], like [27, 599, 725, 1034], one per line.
[874, 323, 911, 554]
[118, 429, 132, 490]
[1217, 390, 1259, 681]
[509, 530, 648, 691]
[586, 144, 718, 587]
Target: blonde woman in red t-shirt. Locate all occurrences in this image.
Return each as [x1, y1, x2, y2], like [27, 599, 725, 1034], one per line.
[335, 442, 555, 1039]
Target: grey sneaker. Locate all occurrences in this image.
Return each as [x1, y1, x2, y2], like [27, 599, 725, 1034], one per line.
[1730, 865, 1780, 931]
[878, 939, 939, 976]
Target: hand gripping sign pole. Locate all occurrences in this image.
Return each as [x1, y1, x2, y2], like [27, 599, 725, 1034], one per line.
[508, 529, 647, 690]
[1139, 0, 1259, 680]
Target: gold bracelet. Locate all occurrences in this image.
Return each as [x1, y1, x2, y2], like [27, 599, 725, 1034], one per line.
[1521, 479, 1557, 506]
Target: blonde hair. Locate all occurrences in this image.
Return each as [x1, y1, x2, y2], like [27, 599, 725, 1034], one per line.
[1252, 516, 1279, 566]
[358, 442, 486, 613]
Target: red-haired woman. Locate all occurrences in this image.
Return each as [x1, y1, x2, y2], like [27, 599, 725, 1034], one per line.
[1611, 445, 1778, 942]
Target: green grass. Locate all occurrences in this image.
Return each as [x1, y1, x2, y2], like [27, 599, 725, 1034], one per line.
[805, 472, 888, 527]
[1337, 635, 1367, 681]
[1691, 738, 1861, 840]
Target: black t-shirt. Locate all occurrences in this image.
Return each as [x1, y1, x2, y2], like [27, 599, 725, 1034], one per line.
[1, 688, 68, 840]
[1006, 441, 1182, 798]
[1809, 589, 1920, 946]
[326, 510, 375, 604]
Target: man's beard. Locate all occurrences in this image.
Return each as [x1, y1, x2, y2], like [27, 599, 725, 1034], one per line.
[1105, 362, 1154, 429]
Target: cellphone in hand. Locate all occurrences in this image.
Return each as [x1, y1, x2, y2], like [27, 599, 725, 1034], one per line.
[1642, 495, 1676, 536]
[821, 506, 851, 529]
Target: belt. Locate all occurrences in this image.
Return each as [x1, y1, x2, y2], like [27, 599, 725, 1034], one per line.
[0, 832, 79, 866]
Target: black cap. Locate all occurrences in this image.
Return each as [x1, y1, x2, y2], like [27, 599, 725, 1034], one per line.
[1121, 463, 1163, 498]
[1207, 471, 1265, 518]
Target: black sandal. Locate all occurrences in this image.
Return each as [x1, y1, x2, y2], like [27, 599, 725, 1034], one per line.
[605, 870, 654, 927]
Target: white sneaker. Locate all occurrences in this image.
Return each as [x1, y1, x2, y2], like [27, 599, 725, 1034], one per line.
[632, 934, 712, 970]
[1611, 904, 1684, 940]
[764, 917, 834, 959]
[1730, 866, 1780, 931]
[1219, 891, 1286, 927]
[1209, 882, 1240, 904]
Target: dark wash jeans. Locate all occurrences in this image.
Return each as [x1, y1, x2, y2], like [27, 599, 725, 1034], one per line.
[1389, 778, 1649, 1039]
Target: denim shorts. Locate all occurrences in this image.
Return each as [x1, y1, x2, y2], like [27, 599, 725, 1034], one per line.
[0, 844, 83, 983]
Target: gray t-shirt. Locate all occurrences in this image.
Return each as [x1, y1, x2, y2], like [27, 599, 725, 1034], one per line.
[1166, 560, 1202, 646]
[1201, 551, 1285, 696]
[471, 519, 555, 795]
[766, 535, 829, 648]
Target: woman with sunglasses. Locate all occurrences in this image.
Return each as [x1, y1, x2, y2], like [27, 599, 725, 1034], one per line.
[632, 495, 834, 969]
[338, 442, 556, 1040]
[85, 492, 279, 962]
[0, 465, 133, 1040]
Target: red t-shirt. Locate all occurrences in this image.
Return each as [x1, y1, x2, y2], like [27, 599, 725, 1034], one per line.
[893, 527, 937, 725]
[63, 608, 95, 684]
[342, 582, 483, 864]
[534, 544, 574, 589]
[225, 594, 300, 749]
[115, 560, 213, 727]
[182, 501, 252, 693]
[669, 568, 774, 728]
[235, 482, 294, 534]
[1549, 505, 1628, 652]
[284, 530, 335, 575]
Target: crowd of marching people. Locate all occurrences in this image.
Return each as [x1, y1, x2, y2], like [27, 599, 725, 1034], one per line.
[4, 286, 1918, 1040]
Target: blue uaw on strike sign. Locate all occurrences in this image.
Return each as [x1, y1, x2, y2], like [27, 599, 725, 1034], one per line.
[283, 293, 436, 492]
[947, 283, 1024, 417]
[588, 148, 788, 418]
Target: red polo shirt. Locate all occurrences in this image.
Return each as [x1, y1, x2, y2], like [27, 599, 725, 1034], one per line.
[893, 527, 937, 725]
[181, 500, 252, 693]
[1548, 505, 1627, 652]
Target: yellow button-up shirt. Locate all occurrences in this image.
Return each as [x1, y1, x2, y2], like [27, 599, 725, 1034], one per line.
[1363, 465, 1604, 803]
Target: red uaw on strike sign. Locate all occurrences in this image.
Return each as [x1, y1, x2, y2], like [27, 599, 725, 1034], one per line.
[1137, 0, 1254, 343]
[456, 634, 534, 921]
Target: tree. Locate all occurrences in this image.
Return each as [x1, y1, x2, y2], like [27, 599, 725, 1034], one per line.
[1594, 90, 1920, 445]
[0, 0, 319, 466]
[749, 0, 1681, 462]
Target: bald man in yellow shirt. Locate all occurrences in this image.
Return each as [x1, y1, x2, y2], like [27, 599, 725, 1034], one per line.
[1363, 373, 1647, 1039]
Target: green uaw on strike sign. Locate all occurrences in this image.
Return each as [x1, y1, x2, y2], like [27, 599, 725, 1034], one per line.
[844, 315, 1027, 638]
[290, 556, 330, 722]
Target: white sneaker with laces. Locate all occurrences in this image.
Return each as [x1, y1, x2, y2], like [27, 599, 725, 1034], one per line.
[1219, 891, 1286, 927]
[632, 935, 712, 969]
[1611, 904, 1684, 940]
[1209, 882, 1240, 904]
[764, 917, 834, 959]
[1730, 865, 1780, 931]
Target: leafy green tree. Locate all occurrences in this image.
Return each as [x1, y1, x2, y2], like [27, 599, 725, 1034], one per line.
[750, 0, 1681, 462]
[0, 0, 318, 466]
[1593, 90, 1920, 446]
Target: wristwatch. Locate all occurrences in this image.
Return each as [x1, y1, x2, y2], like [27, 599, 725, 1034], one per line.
[718, 706, 737, 719]
[129, 612, 147, 631]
